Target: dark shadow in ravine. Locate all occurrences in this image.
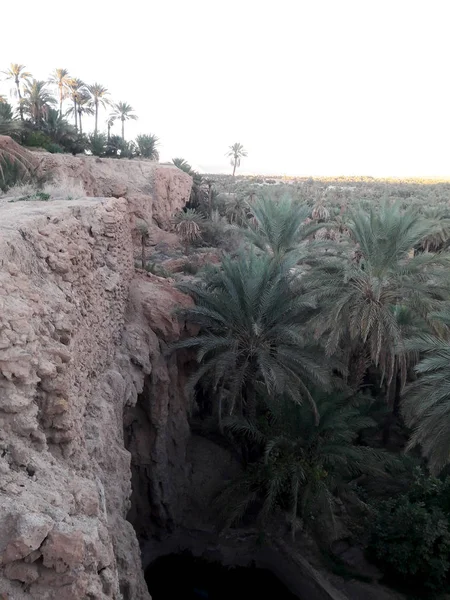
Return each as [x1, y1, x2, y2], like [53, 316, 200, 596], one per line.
[145, 551, 300, 600]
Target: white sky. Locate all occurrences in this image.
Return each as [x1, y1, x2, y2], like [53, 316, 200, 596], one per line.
[1, 0, 449, 177]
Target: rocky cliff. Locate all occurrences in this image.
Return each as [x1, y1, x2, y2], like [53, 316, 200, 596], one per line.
[0, 148, 192, 599]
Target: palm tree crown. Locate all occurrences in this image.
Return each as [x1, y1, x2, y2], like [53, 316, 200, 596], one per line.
[112, 101, 137, 140]
[87, 83, 110, 135]
[22, 79, 56, 125]
[48, 68, 71, 116]
[2, 63, 32, 121]
[305, 201, 450, 387]
[175, 252, 334, 422]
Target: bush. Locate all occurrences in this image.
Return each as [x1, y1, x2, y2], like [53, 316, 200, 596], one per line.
[0, 156, 29, 192]
[136, 134, 159, 160]
[369, 471, 450, 595]
[23, 130, 53, 149]
[88, 133, 107, 157]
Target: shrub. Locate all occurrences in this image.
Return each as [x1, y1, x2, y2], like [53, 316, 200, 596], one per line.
[369, 471, 450, 595]
[0, 156, 29, 192]
[136, 134, 159, 160]
[88, 133, 107, 157]
[23, 130, 53, 149]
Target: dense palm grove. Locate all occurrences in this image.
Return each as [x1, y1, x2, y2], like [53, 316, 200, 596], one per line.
[173, 191, 450, 598]
[5, 61, 450, 598]
[0, 63, 159, 160]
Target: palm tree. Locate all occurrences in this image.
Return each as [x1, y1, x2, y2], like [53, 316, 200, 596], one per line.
[0, 101, 21, 136]
[136, 134, 159, 159]
[225, 195, 249, 226]
[1, 64, 32, 121]
[66, 91, 93, 135]
[246, 195, 314, 260]
[227, 142, 247, 176]
[22, 80, 56, 125]
[402, 312, 450, 474]
[106, 115, 116, 141]
[112, 101, 137, 140]
[305, 201, 450, 389]
[175, 252, 335, 422]
[87, 83, 110, 135]
[66, 78, 85, 131]
[40, 108, 77, 147]
[217, 393, 387, 536]
[173, 208, 204, 253]
[48, 68, 71, 116]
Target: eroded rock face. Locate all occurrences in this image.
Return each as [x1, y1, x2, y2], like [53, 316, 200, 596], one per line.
[0, 184, 192, 598]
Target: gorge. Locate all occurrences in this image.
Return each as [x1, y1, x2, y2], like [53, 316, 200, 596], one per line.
[0, 139, 402, 600]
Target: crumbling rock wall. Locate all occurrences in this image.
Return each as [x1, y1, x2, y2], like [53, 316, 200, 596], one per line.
[0, 153, 192, 600]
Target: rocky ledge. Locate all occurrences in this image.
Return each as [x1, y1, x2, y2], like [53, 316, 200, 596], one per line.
[0, 148, 192, 600]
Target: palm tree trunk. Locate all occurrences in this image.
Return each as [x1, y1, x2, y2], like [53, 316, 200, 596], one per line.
[94, 100, 98, 135]
[121, 118, 125, 140]
[107, 122, 111, 141]
[232, 158, 237, 177]
[59, 85, 63, 116]
[78, 111, 83, 135]
[73, 99, 78, 131]
[15, 79, 23, 121]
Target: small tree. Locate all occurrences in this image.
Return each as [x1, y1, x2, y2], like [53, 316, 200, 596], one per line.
[173, 209, 203, 254]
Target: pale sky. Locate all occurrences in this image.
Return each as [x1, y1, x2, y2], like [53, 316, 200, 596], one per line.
[2, 0, 450, 177]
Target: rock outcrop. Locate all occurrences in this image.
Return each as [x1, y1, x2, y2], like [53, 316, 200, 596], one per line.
[0, 149, 192, 599]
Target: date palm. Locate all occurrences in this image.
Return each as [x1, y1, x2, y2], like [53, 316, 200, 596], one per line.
[305, 201, 450, 389]
[67, 91, 93, 135]
[22, 79, 56, 125]
[112, 101, 137, 140]
[402, 311, 450, 474]
[1, 64, 32, 121]
[246, 195, 314, 261]
[173, 208, 204, 253]
[87, 83, 110, 135]
[106, 115, 116, 141]
[175, 252, 334, 422]
[227, 142, 247, 176]
[136, 134, 159, 159]
[218, 393, 387, 536]
[66, 78, 85, 131]
[48, 68, 71, 115]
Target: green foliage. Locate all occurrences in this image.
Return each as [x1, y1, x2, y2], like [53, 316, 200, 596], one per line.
[402, 312, 450, 474]
[304, 201, 450, 388]
[175, 252, 337, 421]
[369, 470, 450, 594]
[8, 191, 50, 202]
[136, 134, 159, 160]
[246, 195, 313, 259]
[0, 156, 29, 192]
[218, 393, 389, 537]
[88, 133, 107, 157]
[173, 208, 204, 249]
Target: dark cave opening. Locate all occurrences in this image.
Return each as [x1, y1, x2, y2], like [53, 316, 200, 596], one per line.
[145, 551, 300, 600]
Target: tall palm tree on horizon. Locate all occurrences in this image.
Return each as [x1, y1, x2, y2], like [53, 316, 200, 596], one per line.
[67, 91, 93, 135]
[66, 78, 85, 132]
[1, 64, 32, 121]
[227, 142, 247, 176]
[87, 83, 110, 135]
[49, 68, 71, 116]
[112, 101, 137, 140]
